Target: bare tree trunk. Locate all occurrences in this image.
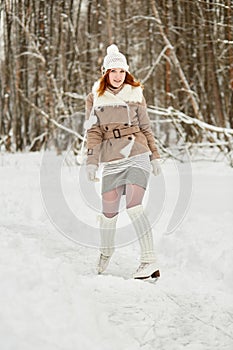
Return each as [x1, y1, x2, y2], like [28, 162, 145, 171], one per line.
[105, 0, 113, 44]
[86, 0, 92, 88]
[205, 0, 225, 127]
[120, 0, 128, 53]
[227, 0, 233, 127]
[2, 0, 13, 149]
[164, 0, 172, 108]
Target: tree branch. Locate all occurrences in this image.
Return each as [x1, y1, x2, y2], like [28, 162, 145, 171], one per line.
[18, 89, 84, 141]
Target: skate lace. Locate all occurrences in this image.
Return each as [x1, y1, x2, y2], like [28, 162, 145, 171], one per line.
[136, 262, 150, 273]
[98, 254, 110, 266]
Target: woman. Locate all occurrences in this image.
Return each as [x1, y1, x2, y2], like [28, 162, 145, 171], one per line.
[85, 44, 161, 279]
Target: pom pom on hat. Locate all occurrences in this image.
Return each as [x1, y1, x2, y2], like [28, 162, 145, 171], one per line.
[102, 44, 129, 73]
[106, 44, 119, 55]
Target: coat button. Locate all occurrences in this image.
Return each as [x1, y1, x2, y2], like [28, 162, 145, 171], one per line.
[128, 136, 132, 140]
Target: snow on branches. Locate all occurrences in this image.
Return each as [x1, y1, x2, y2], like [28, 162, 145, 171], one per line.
[148, 106, 233, 166]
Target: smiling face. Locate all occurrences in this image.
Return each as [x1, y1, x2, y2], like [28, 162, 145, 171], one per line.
[108, 68, 126, 88]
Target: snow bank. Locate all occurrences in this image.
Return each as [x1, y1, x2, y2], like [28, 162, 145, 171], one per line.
[0, 152, 233, 349]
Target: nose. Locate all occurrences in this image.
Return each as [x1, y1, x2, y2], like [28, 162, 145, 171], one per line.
[116, 72, 123, 79]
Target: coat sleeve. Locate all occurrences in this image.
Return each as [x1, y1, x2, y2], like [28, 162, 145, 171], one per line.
[137, 97, 160, 160]
[85, 93, 103, 166]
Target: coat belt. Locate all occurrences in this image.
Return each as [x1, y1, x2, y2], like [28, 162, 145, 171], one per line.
[103, 125, 140, 140]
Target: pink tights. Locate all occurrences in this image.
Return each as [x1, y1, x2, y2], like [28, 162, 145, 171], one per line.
[102, 184, 146, 218]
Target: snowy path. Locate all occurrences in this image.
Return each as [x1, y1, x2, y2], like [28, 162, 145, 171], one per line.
[0, 153, 233, 350]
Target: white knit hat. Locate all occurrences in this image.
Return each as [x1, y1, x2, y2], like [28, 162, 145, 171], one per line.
[102, 44, 129, 73]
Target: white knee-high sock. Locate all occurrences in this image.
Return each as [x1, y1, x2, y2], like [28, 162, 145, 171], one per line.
[127, 205, 156, 263]
[98, 214, 118, 257]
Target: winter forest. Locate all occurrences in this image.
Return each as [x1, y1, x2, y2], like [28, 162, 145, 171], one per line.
[0, 0, 233, 163]
[1, 2, 233, 350]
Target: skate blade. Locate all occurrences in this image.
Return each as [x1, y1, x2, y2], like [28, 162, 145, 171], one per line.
[151, 270, 160, 278]
[134, 269, 160, 280]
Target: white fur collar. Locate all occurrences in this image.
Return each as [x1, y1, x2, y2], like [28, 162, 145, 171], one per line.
[92, 81, 143, 106]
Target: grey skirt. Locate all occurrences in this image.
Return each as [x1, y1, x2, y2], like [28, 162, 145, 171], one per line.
[101, 167, 150, 194]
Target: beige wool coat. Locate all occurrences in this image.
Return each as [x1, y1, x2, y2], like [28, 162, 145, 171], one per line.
[85, 82, 160, 166]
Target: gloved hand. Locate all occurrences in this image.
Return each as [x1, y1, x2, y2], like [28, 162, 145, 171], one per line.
[86, 164, 100, 182]
[151, 159, 162, 176]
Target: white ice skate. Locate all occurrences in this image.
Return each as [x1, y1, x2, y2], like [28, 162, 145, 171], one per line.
[97, 253, 112, 274]
[97, 214, 118, 275]
[133, 262, 160, 280]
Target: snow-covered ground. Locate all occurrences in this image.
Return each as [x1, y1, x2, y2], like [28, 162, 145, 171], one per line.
[0, 151, 233, 350]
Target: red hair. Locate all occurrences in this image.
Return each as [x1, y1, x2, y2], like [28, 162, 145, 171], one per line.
[97, 70, 142, 96]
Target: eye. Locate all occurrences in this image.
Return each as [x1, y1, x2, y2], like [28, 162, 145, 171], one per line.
[120, 70, 125, 73]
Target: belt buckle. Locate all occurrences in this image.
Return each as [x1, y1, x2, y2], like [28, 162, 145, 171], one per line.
[113, 129, 121, 138]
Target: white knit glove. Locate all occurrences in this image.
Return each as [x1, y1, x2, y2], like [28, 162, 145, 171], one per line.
[151, 159, 162, 176]
[86, 164, 100, 182]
